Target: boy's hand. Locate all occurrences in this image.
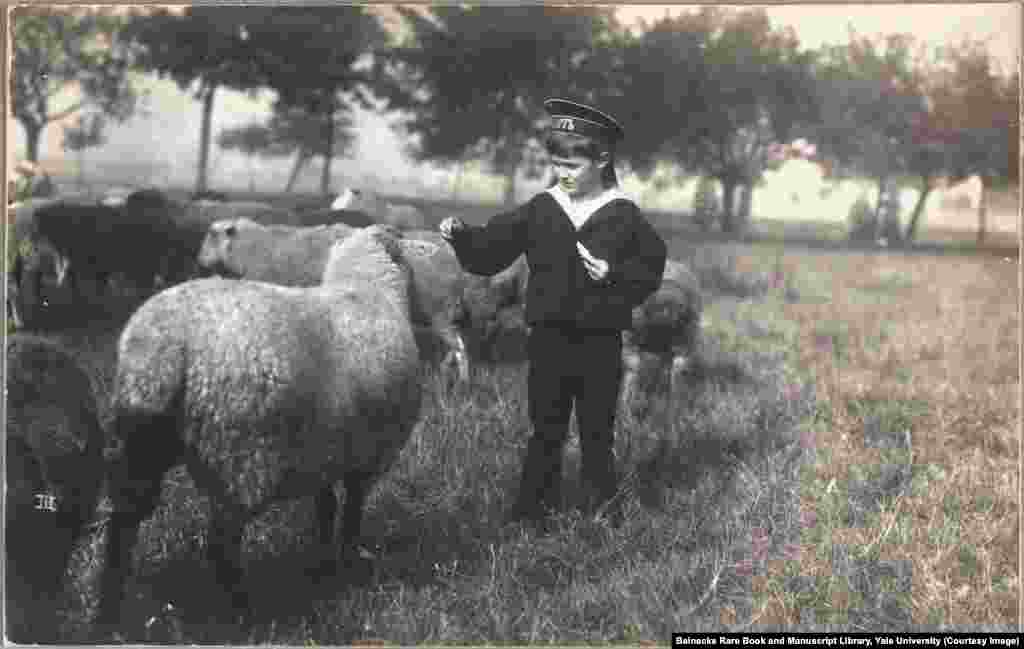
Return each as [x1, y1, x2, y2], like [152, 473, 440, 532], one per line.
[576, 241, 610, 283]
[439, 216, 466, 242]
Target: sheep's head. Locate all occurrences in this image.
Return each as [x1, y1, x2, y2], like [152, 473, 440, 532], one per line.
[196, 219, 244, 278]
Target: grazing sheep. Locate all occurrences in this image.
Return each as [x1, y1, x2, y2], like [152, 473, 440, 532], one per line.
[93, 225, 422, 636]
[7, 198, 74, 326]
[188, 200, 296, 229]
[34, 199, 198, 303]
[460, 255, 530, 361]
[295, 207, 376, 228]
[337, 188, 430, 230]
[5, 334, 106, 642]
[197, 218, 470, 380]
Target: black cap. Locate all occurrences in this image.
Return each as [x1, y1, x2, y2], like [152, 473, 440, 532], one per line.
[544, 98, 624, 142]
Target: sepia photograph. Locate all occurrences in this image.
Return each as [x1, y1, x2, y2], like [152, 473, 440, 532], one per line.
[2, 1, 1020, 644]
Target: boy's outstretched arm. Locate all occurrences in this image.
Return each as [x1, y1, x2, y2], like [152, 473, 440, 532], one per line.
[441, 205, 530, 276]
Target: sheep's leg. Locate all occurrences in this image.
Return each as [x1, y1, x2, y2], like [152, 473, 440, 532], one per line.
[207, 506, 252, 627]
[619, 347, 643, 421]
[309, 483, 339, 579]
[94, 434, 175, 639]
[340, 471, 374, 564]
[433, 318, 470, 382]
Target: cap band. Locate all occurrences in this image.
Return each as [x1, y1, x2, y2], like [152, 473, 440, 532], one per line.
[548, 115, 615, 140]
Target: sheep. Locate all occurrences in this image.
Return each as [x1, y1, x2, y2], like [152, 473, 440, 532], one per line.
[93, 224, 422, 637]
[32, 199, 198, 304]
[187, 200, 297, 229]
[294, 207, 376, 228]
[6, 198, 74, 326]
[336, 188, 430, 230]
[197, 218, 470, 380]
[5, 333, 106, 642]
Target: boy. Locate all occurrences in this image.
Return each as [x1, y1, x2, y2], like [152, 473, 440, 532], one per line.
[439, 98, 667, 526]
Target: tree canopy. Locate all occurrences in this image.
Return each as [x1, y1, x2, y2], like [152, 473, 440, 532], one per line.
[11, 7, 141, 163]
[377, 5, 621, 204]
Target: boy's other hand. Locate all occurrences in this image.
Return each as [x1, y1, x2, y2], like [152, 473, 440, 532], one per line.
[576, 241, 610, 283]
[439, 216, 466, 242]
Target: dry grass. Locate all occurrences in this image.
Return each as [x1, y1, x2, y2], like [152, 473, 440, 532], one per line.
[746, 247, 1019, 628]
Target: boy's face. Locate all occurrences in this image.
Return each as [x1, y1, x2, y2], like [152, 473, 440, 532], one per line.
[550, 150, 608, 199]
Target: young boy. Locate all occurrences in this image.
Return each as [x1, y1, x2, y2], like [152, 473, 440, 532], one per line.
[439, 98, 667, 526]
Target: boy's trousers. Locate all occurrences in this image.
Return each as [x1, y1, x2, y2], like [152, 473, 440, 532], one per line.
[515, 323, 623, 519]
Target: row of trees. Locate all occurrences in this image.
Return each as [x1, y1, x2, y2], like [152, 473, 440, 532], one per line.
[10, 5, 1018, 240]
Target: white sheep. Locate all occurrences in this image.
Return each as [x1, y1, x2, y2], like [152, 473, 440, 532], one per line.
[197, 218, 471, 380]
[93, 224, 422, 637]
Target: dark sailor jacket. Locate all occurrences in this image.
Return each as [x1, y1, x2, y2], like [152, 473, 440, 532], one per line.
[448, 187, 667, 332]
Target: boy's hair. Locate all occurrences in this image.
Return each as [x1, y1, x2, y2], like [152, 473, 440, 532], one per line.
[544, 131, 619, 188]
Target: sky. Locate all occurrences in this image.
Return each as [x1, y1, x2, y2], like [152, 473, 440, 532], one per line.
[8, 2, 1021, 205]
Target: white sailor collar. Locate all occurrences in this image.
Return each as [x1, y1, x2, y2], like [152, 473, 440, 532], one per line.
[545, 185, 633, 229]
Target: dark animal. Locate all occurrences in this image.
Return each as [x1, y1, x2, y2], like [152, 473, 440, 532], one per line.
[293, 207, 376, 228]
[93, 225, 422, 637]
[5, 334, 106, 642]
[33, 194, 200, 303]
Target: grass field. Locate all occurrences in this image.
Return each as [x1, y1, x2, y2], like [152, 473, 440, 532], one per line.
[4, 190, 1020, 642]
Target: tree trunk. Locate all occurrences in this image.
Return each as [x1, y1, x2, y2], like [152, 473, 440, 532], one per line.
[500, 140, 522, 207]
[719, 177, 739, 234]
[976, 177, 988, 245]
[195, 84, 217, 194]
[904, 179, 933, 242]
[503, 164, 518, 207]
[738, 182, 753, 224]
[320, 98, 336, 197]
[284, 151, 310, 193]
[22, 119, 43, 163]
[873, 174, 887, 237]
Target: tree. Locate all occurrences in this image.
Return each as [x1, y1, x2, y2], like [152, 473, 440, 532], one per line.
[377, 5, 621, 205]
[601, 8, 819, 233]
[11, 7, 141, 164]
[62, 113, 106, 190]
[243, 7, 387, 196]
[123, 6, 271, 194]
[217, 104, 357, 193]
[910, 40, 1019, 243]
[810, 30, 930, 241]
